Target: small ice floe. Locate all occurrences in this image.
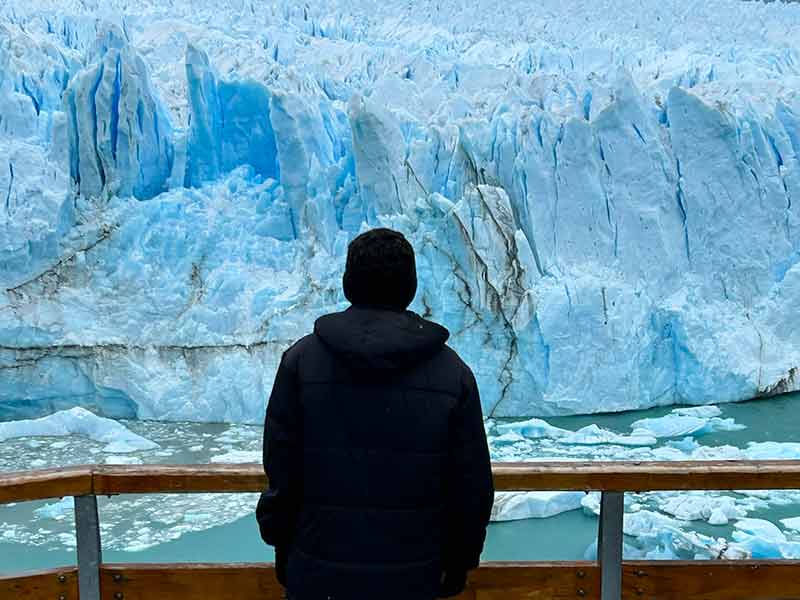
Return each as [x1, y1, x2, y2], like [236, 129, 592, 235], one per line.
[732, 518, 800, 559]
[581, 493, 601, 516]
[495, 419, 655, 446]
[583, 509, 739, 561]
[105, 455, 144, 465]
[622, 510, 739, 560]
[781, 517, 800, 533]
[495, 418, 568, 439]
[665, 437, 700, 453]
[491, 491, 585, 521]
[630, 406, 744, 439]
[492, 431, 527, 445]
[210, 450, 261, 463]
[34, 497, 74, 520]
[655, 492, 746, 525]
[559, 425, 656, 447]
[745, 442, 800, 460]
[0, 407, 158, 453]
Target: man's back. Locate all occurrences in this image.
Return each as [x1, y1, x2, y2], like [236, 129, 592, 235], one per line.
[256, 229, 494, 600]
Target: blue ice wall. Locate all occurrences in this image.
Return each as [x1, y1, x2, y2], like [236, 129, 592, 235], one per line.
[2, 0, 800, 422]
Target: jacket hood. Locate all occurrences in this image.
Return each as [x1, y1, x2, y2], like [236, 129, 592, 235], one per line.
[314, 305, 450, 371]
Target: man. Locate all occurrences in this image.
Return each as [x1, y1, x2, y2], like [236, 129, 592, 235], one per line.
[256, 227, 494, 600]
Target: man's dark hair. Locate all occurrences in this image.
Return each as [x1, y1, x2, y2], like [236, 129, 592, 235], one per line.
[342, 228, 417, 310]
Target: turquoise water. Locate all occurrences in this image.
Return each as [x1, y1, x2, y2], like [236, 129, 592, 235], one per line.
[2, 394, 799, 574]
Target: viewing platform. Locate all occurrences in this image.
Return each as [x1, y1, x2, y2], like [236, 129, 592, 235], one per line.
[2, 461, 800, 599]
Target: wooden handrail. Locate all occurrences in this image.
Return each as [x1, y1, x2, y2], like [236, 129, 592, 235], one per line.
[2, 460, 800, 503]
[0, 465, 93, 504]
[4, 461, 800, 600]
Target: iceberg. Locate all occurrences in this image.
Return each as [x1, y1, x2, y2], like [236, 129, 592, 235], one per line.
[731, 518, 800, 559]
[781, 517, 800, 533]
[491, 491, 585, 521]
[34, 496, 74, 520]
[0, 407, 159, 452]
[655, 492, 745, 526]
[494, 417, 655, 446]
[2, 0, 800, 421]
[495, 418, 568, 439]
[209, 450, 261, 463]
[559, 424, 656, 447]
[631, 407, 745, 439]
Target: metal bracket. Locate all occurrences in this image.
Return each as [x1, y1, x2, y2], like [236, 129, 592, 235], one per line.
[598, 491, 624, 600]
[74, 494, 102, 600]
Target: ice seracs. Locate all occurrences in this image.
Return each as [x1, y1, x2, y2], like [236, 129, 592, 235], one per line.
[2, 0, 800, 421]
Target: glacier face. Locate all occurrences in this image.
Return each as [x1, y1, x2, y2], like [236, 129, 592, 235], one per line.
[1, 0, 800, 422]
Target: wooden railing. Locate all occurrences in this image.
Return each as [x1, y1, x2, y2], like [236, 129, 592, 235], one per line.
[2, 461, 800, 600]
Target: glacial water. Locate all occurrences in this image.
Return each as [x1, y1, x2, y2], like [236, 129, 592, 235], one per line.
[2, 394, 800, 574]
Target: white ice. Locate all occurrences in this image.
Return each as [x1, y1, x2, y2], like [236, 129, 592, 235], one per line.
[491, 491, 585, 521]
[0, 407, 158, 452]
[631, 406, 745, 439]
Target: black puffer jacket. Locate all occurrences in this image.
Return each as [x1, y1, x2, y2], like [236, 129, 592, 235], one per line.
[256, 305, 494, 600]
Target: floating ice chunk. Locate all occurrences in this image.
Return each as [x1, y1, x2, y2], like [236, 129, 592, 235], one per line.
[559, 424, 656, 447]
[745, 442, 800, 460]
[104, 440, 153, 453]
[781, 517, 800, 533]
[496, 419, 654, 446]
[673, 406, 722, 418]
[491, 491, 585, 521]
[631, 410, 744, 439]
[210, 450, 261, 463]
[492, 431, 527, 445]
[631, 415, 710, 438]
[0, 408, 158, 453]
[666, 437, 700, 453]
[657, 492, 745, 525]
[34, 497, 74, 520]
[734, 518, 787, 543]
[732, 518, 791, 559]
[105, 455, 143, 465]
[581, 492, 601, 516]
[495, 418, 569, 439]
[707, 508, 730, 526]
[623, 510, 732, 560]
[711, 418, 747, 433]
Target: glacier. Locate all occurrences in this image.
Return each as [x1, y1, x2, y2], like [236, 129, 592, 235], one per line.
[2, 0, 800, 422]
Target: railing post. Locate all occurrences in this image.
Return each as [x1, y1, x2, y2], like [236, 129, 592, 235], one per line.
[74, 494, 102, 600]
[598, 491, 624, 600]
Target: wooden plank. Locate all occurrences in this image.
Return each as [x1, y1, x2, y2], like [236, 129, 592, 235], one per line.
[0, 466, 92, 504]
[623, 560, 800, 600]
[100, 562, 598, 600]
[468, 562, 599, 600]
[3, 461, 800, 502]
[92, 464, 267, 495]
[97, 561, 800, 600]
[0, 567, 78, 599]
[90, 460, 800, 494]
[492, 460, 800, 491]
[100, 563, 598, 600]
[101, 563, 283, 600]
